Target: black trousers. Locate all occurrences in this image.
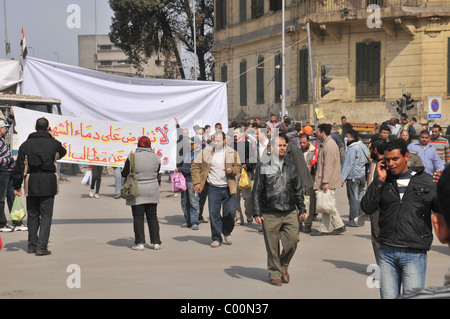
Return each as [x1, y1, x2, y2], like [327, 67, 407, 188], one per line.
[90, 166, 103, 193]
[26, 195, 55, 252]
[131, 204, 161, 245]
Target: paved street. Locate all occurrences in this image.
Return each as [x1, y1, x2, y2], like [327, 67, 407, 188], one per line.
[0, 172, 448, 300]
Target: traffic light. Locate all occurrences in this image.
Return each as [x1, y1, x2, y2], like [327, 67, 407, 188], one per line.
[320, 65, 334, 98]
[396, 96, 405, 114]
[404, 93, 415, 111]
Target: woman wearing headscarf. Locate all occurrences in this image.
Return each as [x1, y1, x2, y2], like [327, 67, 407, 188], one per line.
[121, 136, 162, 251]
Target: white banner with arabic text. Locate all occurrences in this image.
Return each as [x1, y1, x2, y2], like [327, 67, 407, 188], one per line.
[13, 108, 177, 170]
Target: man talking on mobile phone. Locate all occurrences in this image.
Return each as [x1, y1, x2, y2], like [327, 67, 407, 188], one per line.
[361, 138, 440, 299]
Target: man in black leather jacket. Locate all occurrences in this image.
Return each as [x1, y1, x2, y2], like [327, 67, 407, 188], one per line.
[361, 139, 439, 299]
[252, 134, 307, 286]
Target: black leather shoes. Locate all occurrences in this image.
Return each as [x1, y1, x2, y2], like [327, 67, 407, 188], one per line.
[332, 226, 346, 235]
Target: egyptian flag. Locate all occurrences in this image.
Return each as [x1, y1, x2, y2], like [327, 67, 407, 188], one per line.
[20, 28, 27, 59]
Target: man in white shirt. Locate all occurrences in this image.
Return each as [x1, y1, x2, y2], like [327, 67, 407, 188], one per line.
[191, 131, 241, 247]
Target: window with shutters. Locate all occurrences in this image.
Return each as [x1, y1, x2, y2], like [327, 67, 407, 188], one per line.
[240, 60, 247, 106]
[356, 41, 381, 99]
[298, 49, 308, 102]
[274, 54, 282, 103]
[221, 64, 227, 83]
[270, 0, 281, 12]
[257, 56, 264, 104]
[251, 0, 264, 19]
[216, 0, 227, 30]
[239, 0, 246, 23]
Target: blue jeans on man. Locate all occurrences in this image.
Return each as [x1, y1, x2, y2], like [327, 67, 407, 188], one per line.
[345, 177, 366, 226]
[378, 244, 427, 299]
[208, 185, 236, 243]
[181, 179, 199, 227]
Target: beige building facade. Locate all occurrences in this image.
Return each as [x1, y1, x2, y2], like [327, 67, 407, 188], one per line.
[78, 35, 171, 78]
[213, 0, 450, 128]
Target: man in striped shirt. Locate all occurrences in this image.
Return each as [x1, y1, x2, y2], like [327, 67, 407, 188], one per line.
[361, 138, 440, 298]
[429, 124, 450, 167]
[0, 116, 19, 232]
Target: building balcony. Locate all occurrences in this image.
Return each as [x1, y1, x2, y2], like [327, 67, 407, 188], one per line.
[297, 0, 450, 24]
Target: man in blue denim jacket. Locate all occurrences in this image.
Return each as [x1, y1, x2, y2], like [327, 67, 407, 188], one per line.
[341, 129, 369, 227]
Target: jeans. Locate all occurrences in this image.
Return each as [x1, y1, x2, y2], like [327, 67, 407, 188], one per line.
[181, 179, 199, 226]
[27, 195, 55, 251]
[208, 185, 236, 243]
[0, 172, 14, 227]
[131, 204, 161, 245]
[114, 167, 123, 196]
[378, 244, 427, 299]
[346, 177, 366, 225]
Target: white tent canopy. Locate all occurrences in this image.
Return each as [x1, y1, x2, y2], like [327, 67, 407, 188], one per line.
[0, 59, 22, 91]
[20, 57, 228, 133]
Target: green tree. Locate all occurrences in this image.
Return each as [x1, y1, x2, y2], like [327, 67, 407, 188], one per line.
[109, 0, 214, 80]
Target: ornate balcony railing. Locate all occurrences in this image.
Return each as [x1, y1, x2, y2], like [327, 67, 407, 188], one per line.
[297, 0, 420, 17]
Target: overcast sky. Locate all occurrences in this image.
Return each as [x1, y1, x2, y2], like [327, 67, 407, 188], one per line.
[0, 0, 115, 66]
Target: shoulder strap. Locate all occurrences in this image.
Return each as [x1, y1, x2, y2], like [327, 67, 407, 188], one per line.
[130, 153, 136, 174]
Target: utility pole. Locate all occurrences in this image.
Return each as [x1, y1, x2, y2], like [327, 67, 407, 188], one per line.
[281, 0, 286, 117]
[307, 23, 316, 130]
[192, 0, 197, 80]
[3, 0, 10, 59]
[94, 0, 98, 71]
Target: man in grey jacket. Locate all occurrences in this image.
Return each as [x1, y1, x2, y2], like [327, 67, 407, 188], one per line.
[341, 128, 369, 227]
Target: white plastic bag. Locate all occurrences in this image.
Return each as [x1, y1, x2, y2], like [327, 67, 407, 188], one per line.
[315, 190, 336, 215]
[81, 170, 91, 186]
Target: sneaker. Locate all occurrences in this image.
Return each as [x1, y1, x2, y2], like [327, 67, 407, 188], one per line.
[94, 193, 100, 199]
[89, 190, 95, 198]
[234, 220, 242, 226]
[180, 223, 191, 228]
[210, 241, 221, 248]
[0, 226, 13, 232]
[191, 224, 199, 230]
[131, 243, 144, 251]
[153, 244, 161, 250]
[14, 225, 28, 231]
[223, 235, 232, 245]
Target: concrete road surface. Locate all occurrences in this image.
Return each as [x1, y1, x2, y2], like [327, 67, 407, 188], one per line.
[0, 173, 448, 301]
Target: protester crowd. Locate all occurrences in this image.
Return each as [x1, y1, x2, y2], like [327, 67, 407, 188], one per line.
[0, 109, 449, 298]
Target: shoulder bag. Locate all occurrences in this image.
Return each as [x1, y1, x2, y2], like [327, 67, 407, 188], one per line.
[120, 153, 139, 200]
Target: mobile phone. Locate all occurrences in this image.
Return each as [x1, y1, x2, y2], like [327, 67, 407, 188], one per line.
[379, 160, 387, 170]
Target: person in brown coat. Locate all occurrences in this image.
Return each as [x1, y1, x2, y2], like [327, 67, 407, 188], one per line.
[311, 123, 346, 236]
